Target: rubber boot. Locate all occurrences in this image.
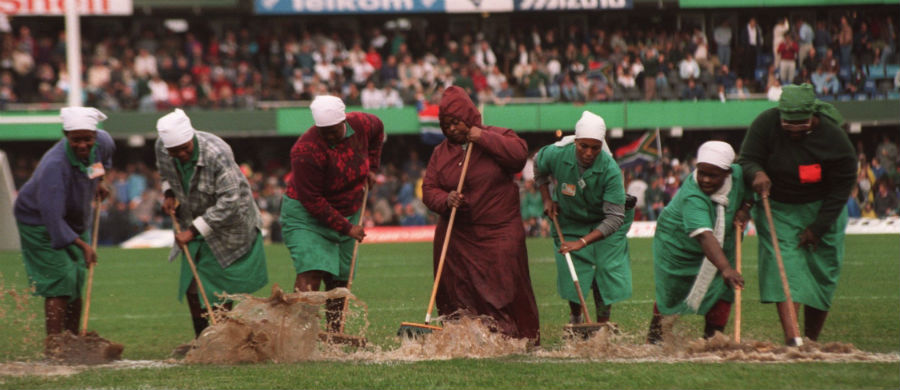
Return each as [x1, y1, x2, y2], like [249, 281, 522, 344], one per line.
[568, 301, 584, 324]
[703, 300, 732, 339]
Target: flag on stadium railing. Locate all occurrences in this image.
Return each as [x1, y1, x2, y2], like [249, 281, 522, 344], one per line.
[419, 102, 444, 145]
[614, 129, 660, 168]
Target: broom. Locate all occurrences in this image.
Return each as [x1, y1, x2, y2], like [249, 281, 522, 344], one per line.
[734, 222, 742, 344]
[761, 196, 802, 346]
[79, 196, 102, 336]
[318, 185, 369, 347]
[551, 215, 608, 338]
[398, 143, 474, 337]
[169, 208, 217, 326]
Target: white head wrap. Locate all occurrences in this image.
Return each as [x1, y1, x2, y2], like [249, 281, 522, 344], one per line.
[156, 108, 196, 148]
[554, 111, 613, 156]
[696, 141, 735, 170]
[574, 111, 606, 141]
[61, 107, 107, 132]
[310, 95, 346, 127]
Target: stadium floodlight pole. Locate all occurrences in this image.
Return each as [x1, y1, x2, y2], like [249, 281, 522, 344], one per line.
[64, 0, 83, 107]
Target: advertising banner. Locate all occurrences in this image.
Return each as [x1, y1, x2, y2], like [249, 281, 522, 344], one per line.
[0, 0, 133, 15]
[445, 0, 513, 13]
[255, 0, 444, 14]
[514, 0, 631, 11]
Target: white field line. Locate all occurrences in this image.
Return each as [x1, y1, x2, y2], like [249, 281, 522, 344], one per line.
[87, 295, 897, 320]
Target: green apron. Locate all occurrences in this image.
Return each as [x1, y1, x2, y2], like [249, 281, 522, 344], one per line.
[177, 232, 268, 308]
[279, 195, 361, 280]
[536, 144, 631, 305]
[18, 222, 90, 300]
[754, 199, 847, 311]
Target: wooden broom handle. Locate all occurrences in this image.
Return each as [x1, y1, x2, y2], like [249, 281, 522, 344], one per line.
[425, 144, 474, 324]
[338, 184, 369, 333]
[551, 215, 592, 323]
[762, 196, 802, 345]
[80, 197, 102, 336]
[171, 209, 217, 325]
[734, 222, 742, 344]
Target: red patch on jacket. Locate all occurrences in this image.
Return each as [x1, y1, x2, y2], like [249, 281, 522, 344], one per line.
[798, 164, 822, 184]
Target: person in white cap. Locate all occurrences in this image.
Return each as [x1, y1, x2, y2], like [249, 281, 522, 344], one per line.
[533, 110, 637, 328]
[154, 108, 268, 339]
[280, 95, 384, 334]
[14, 107, 115, 340]
[646, 140, 750, 344]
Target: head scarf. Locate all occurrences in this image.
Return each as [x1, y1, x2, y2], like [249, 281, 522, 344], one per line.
[61, 107, 107, 132]
[778, 83, 845, 125]
[310, 95, 346, 127]
[438, 86, 482, 134]
[554, 111, 613, 156]
[696, 141, 735, 170]
[156, 108, 196, 148]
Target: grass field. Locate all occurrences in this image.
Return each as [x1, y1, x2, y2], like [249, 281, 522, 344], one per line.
[0, 234, 898, 389]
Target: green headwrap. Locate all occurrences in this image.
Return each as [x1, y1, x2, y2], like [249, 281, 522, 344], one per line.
[778, 83, 845, 126]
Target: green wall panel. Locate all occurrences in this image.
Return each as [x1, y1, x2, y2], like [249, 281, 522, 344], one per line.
[277, 107, 420, 136]
[626, 100, 776, 128]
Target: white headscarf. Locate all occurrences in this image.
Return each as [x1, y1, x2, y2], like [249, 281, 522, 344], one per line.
[156, 108, 195, 148]
[685, 141, 736, 312]
[61, 107, 107, 132]
[554, 111, 612, 156]
[696, 141, 735, 170]
[310, 95, 346, 127]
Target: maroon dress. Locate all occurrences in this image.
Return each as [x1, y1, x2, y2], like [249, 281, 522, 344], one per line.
[422, 86, 540, 342]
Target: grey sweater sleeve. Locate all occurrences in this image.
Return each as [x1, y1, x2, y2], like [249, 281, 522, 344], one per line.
[595, 202, 625, 237]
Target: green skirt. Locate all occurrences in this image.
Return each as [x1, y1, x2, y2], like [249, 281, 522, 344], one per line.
[652, 236, 734, 316]
[177, 232, 268, 308]
[552, 209, 634, 305]
[17, 222, 89, 300]
[279, 195, 360, 281]
[754, 199, 847, 311]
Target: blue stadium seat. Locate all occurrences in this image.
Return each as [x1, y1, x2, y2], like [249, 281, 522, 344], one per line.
[838, 67, 851, 82]
[754, 68, 766, 82]
[864, 80, 878, 95]
[888, 91, 900, 100]
[837, 94, 852, 101]
[819, 94, 835, 101]
[855, 93, 868, 101]
[868, 65, 885, 80]
[885, 65, 900, 79]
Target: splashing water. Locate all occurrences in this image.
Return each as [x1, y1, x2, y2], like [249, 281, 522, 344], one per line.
[184, 285, 367, 364]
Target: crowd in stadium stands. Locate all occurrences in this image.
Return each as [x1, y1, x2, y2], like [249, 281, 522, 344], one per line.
[8, 133, 898, 244]
[0, 12, 898, 111]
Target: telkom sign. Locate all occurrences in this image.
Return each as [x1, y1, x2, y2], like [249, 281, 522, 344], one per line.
[256, 0, 445, 14]
[0, 0, 133, 15]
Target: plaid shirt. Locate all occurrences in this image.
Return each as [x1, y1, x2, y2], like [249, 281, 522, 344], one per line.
[156, 131, 261, 268]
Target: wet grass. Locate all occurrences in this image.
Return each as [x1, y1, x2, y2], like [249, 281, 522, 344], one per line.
[0, 234, 897, 389]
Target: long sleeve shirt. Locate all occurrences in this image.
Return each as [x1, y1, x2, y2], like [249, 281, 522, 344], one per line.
[156, 131, 261, 268]
[287, 112, 384, 235]
[14, 130, 115, 249]
[738, 108, 856, 237]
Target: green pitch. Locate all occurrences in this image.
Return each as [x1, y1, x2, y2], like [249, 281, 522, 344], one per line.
[0, 235, 897, 389]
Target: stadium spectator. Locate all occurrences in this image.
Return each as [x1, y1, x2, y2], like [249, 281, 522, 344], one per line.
[13, 107, 113, 338]
[422, 86, 540, 344]
[155, 109, 268, 339]
[738, 84, 856, 345]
